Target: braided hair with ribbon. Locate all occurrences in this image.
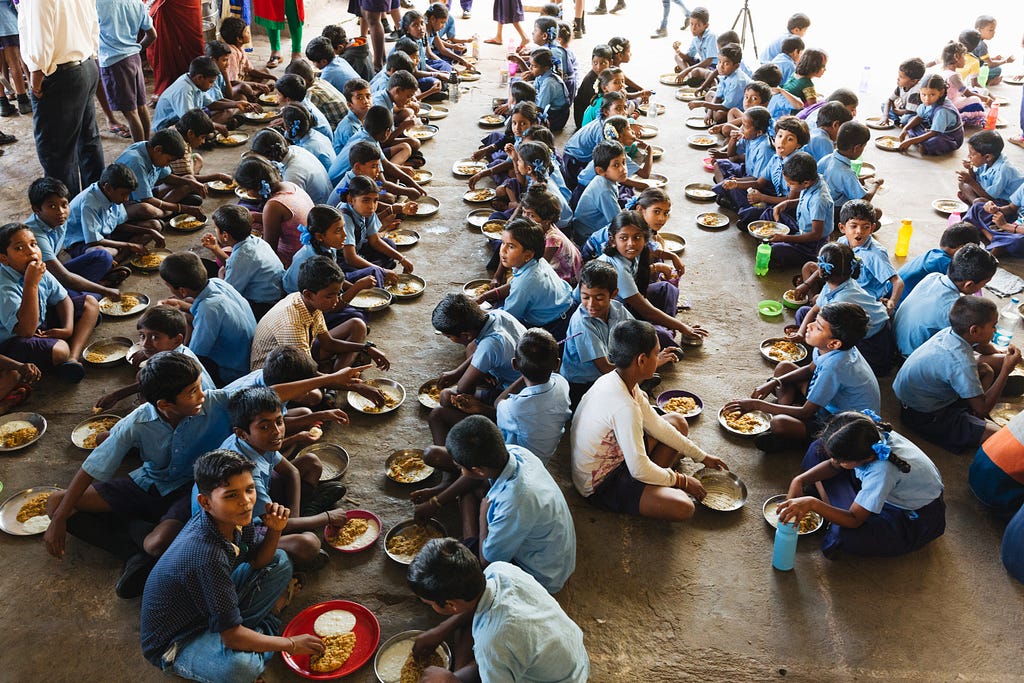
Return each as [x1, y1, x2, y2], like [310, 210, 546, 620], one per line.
[303, 205, 346, 255]
[815, 242, 861, 284]
[821, 411, 911, 473]
[234, 156, 281, 202]
[280, 104, 312, 143]
[517, 141, 553, 185]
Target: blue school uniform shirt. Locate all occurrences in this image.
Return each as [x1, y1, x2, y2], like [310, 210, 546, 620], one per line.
[331, 128, 380, 183]
[744, 134, 774, 179]
[116, 141, 172, 201]
[302, 95, 333, 139]
[760, 33, 789, 63]
[548, 154, 572, 202]
[893, 326, 983, 412]
[96, 0, 153, 68]
[803, 127, 834, 162]
[221, 434, 281, 517]
[153, 74, 217, 130]
[472, 310, 526, 389]
[716, 69, 750, 110]
[563, 118, 605, 163]
[172, 344, 217, 392]
[806, 346, 880, 421]
[187, 278, 258, 383]
[687, 29, 718, 65]
[473, 562, 590, 681]
[0, 265, 67, 344]
[572, 176, 620, 240]
[64, 182, 128, 248]
[332, 110, 362, 153]
[838, 236, 896, 300]
[341, 204, 381, 251]
[576, 155, 640, 188]
[0, 0, 16, 36]
[482, 445, 576, 593]
[224, 368, 267, 392]
[497, 376, 571, 464]
[224, 235, 285, 304]
[897, 249, 951, 305]
[893, 272, 960, 357]
[534, 70, 569, 114]
[768, 91, 794, 119]
[369, 69, 389, 94]
[761, 153, 788, 196]
[976, 155, 1024, 204]
[502, 259, 573, 328]
[595, 252, 645, 302]
[917, 100, 961, 134]
[853, 431, 943, 513]
[817, 151, 865, 208]
[582, 227, 659, 262]
[818, 278, 888, 338]
[560, 299, 634, 384]
[82, 389, 233, 495]
[770, 52, 797, 83]
[296, 129, 336, 173]
[371, 88, 396, 112]
[320, 57, 359, 93]
[283, 243, 335, 293]
[796, 177, 834, 235]
[23, 213, 67, 263]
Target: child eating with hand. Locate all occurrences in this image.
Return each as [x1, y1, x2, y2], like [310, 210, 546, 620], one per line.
[201, 205, 285, 320]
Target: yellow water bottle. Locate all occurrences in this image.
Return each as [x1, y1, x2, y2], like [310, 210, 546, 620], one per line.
[894, 219, 913, 258]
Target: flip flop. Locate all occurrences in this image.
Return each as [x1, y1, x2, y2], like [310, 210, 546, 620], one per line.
[1010, 136, 1024, 149]
[266, 55, 282, 69]
[102, 265, 132, 287]
[0, 383, 32, 411]
[58, 361, 86, 383]
[107, 125, 131, 139]
[483, 38, 502, 45]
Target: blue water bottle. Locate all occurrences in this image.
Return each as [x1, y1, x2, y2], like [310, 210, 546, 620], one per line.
[772, 520, 798, 571]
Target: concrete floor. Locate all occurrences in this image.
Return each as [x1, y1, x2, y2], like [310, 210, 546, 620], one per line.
[2, 3, 1024, 682]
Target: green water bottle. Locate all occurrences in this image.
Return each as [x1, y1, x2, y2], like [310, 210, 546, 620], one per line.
[755, 240, 771, 276]
[979, 64, 990, 88]
[850, 157, 864, 177]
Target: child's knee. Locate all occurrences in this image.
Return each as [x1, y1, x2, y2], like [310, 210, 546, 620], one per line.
[663, 411, 689, 435]
[289, 532, 322, 562]
[293, 453, 324, 480]
[51, 340, 70, 365]
[423, 445, 451, 468]
[219, 652, 267, 683]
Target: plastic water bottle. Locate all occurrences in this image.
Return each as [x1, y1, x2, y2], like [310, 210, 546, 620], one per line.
[985, 102, 1000, 130]
[850, 157, 864, 176]
[894, 219, 913, 258]
[858, 65, 871, 94]
[994, 298, 1022, 348]
[507, 39, 518, 77]
[978, 64, 990, 88]
[647, 92, 659, 120]
[772, 520, 798, 571]
[755, 240, 771, 276]
[472, 34, 480, 60]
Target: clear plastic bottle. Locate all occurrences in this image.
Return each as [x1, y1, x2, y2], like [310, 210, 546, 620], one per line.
[646, 92, 659, 120]
[472, 34, 480, 60]
[449, 72, 460, 103]
[858, 65, 871, 94]
[994, 297, 1022, 349]
[772, 520, 798, 571]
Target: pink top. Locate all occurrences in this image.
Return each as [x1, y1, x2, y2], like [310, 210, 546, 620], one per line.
[265, 182, 313, 268]
[545, 227, 583, 284]
[227, 44, 252, 83]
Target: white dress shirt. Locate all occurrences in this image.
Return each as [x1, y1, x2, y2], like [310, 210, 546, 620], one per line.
[18, 0, 100, 77]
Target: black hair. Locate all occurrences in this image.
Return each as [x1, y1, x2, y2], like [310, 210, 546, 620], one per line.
[509, 80, 537, 104]
[535, 16, 558, 45]
[502, 216, 545, 261]
[939, 222, 982, 249]
[446, 415, 507, 470]
[689, 7, 709, 24]
[432, 293, 486, 336]
[194, 449, 257, 496]
[719, 43, 743, 65]
[821, 412, 910, 472]
[174, 108, 216, 140]
[591, 44, 613, 61]
[520, 186, 561, 223]
[598, 90, 627, 114]
[305, 36, 336, 65]
[744, 81, 772, 106]
[593, 140, 625, 172]
[343, 174, 378, 201]
[362, 105, 394, 138]
[280, 103, 313, 142]
[160, 252, 209, 291]
[947, 243, 997, 284]
[517, 141, 552, 183]
[958, 29, 982, 52]
[298, 254, 345, 293]
[343, 78, 371, 102]
[975, 14, 996, 29]
[28, 177, 69, 209]
[407, 538, 486, 604]
[899, 57, 926, 81]
[515, 328, 559, 383]
[263, 344, 318, 385]
[579, 258, 618, 293]
[595, 67, 622, 98]
[0, 223, 32, 253]
[399, 9, 423, 35]
[787, 13, 811, 30]
[817, 242, 860, 283]
[250, 128, 289, 161]
[234, 156, 281, 192]
[635, 187, 671, 213]
[775, 115, 811, 146]
[99, 162, 138, 191]
[825, 88, 858, 109]
[509, 102, 541, 137]
[717, 30, 740, 46]
[601, 115, 629, 143]
[228, 386, 282, 431]
[941, 41, 967, 68]
[213, 204, 253, 242]
[393, 36, 419, 58]
[608, 36, 630, 55]
[816, 101, 854, 129]
[321, 24, 348, 50]
[275, 73, 308, 101]
[608, 319, 658, 368]
[751, 63, 782, 88]
[138, 304, 188, 339]
[283, 58, 315, 85]
[556, 21, 571, 44]
[348, 140, 381, 167]
[968, 130, 1004, 158]
[836, 120, 870, 150]
[780, 36, 804, 55]
[385, 50, 415, 75]
[189, 56, 220, 78]
[531, 47, 556, 72]
[387, 70, 418, 92]
[839, 199, 876, 225]
[305, 204, 344, 255]
[919, 74, 948, 103]
[139, 351, 202, 407]
[782, 151, 817, 184]
[604, 210, 652, 292]
[744, 105, 772, 134]
[951, 295, 998, 335]
[205, 39, 231, 59]
[150, 128, 187, 158]
[817, 302, 868, 350]
[796, 48, 827, 76]
[425, 2, 449, 20]
[522, 125, 554, 148]
[219, 16, 247, 45]
[540, 2, 560, 17]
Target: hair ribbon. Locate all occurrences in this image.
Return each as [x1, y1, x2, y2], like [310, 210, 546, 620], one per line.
[603, 123, 618, 141]
[531, 158, 547, 177]
[816, 257, 834, 275]
[298, 224, 313, 245]
[545, 26, 557, 43]
[288, 119, 303, 140]
[624, 195, 639, 210]
[258, 179, 272, 199]
[861, 409, 883, 424]
[871, 438, 891, 462]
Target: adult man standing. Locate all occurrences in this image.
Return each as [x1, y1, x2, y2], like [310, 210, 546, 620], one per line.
[19, 0, 105, 196]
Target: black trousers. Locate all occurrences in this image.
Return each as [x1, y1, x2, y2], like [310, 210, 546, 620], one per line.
[31, 57, 105, 196]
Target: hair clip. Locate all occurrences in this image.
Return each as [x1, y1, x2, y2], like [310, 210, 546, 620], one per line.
[546, 26, 557, 42]
[603, 123, 619, 141]
[624, 196, 640, 210]
[288, 119, 302, 139]
[531, 158, 547, 177]
[816, 257, 834, 275]
[258, 179, 272, 199]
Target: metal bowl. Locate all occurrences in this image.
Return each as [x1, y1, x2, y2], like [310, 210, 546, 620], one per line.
[83, 336, 133, 366]
[637, 102, 666, 116]
[658, 72, 683, 86]
[423, 104, 449, 120]
[407, 124, 438, 141]
[759, 338, 809, 364]
[71, 413, 122, 450]
[373, 630, 452, 683]
[168, 214, 207, 233]
[656, 390, 703, 418]
[205, 179, 238, 194]
[129, 248, 172, 273]
[659, 232, 686, 254]
[693, 468, 747, 512]
[215, 132, 249, 146]
[763, 494, 824, 534]
[463, 278, 493, 300]
[0, 485, 62, 535]
[481, 219, 505, 239]
[0, 413, 47, 452]
[385, 448, 435, 485]
[718, 407, 771, 437]
[410, 169, 433, 185]
[864, 115, 894, 130]
[478, 113, 506, 128]
[453, 159, 488, 177]
[417, 380, 441, 408]
[683, 183, 716, 201]
[389, 228, 420, 248]
[466, 209, 491, 227]
[991, 402, 1024, 428]
[242, 110, 277, 123]
[463, 188, 496, 203]
[385, 274, 426, 300]
[649, 145, 664, 160]
[349, 287, 393, 311]
[383, 518, 446, 565]
[632, 173, 668, 189]
[400, 195, 439, 218]
[685, 116, 711, 130]
[296, 442, 349, 481]
[674, 86, 699, 101]
[323, 509, 381, 552]
[748, 220, 790, 239]
[695, 212, 729, 229]
[687, 133, 719, 148]
[932, 198, 968, 216]
[348, 378, 405, 415]
[875, 135, 901, 151]
[638, 124, 659, 139]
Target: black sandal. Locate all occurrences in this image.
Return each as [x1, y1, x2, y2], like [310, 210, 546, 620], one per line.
[0, 131, 15, 145]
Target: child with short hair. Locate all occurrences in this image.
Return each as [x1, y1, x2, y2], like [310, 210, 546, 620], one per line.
[817, 121, 883, 213]
[372, 70, 421, 134]
[333, 141, 421, 218]
[573, 44, 613, 129]
[779, 411, 945, 559]
[766, 151, 834, 268]
[803, 101, 853, 161]
[114, 128, 206, 222]
[170, 109, 234, 187]
[219, 16, 276, 99]
[152, 56, 254, 130]
[286, 58, 353, 133]
[338, 175, 415, 282]
[333, 78, 372, 152]
[304, 35, 359, 93]
[332, 106, 420, 187]
[898, 74, 965, 155]
[673, 7, 717, 86]
[726, 302, 879, 452]
[894, 243, 997, 358]
[275, 72, 332, 138]
[96, 0, 157, 142]
[966, 178, 1024, 257]
[234, 156, 314, 268]
[389, 36, 446, 101]
[723, 115, 809, 227]
[760, 12, 810, 64]
[280, 103, 336, 173]
[798, 86, 857, 127]
[200, 205, 285, 319]
[370, 50, 415, 95]
[973, 15, 1015, 86]
[521, 186, 582, 284]
[572, 140, 626, 241]
[688, 43, 749, 123]
[711, 106, 773, 207]
[894, 296, 1020, 452]
[835, 200, 902, 311]
[897, 222, 981, 304]
[958, 131, 1024, 206]
[884, 58, 925, 126]
[769, 36, 804, 84]
[159, 252, 257, 385]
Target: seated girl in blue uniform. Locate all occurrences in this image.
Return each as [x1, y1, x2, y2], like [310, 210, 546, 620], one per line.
[530, 48, 571, 132]
[338, 175, 414, 285]
[582, 188, 685, 279]
[280, 104, 335, 174]
[778, 410, 946, 559]
[711, 105, 773, 209]
[897, 74, 965, 156]
[468, 100, 541, 187]
[764, 151, 833, 269]
[570, 116, 653, 207]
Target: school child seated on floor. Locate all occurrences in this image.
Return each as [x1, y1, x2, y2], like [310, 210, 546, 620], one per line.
[570, 319, 727, 520]
[158, 252, 256, 386]
[24, 178, 126, 300]
[407, 538, 590, 681]
[759, 12, 810, 64]
[64, 163, 166, 262]
[331, 106, 423, 192]
[572, 141, 626, 241]
[883, 58, 925, 126]
[791, 243, 894, 377]
[528, 48, 571, 132]
[152, 56, 256, 131]
[765, 151, 834, 269]
[219, 16, 276, 100]
[304, 35, 360, 94]
[778, 411, 946, 559]
[970, 410, 1024, 518]
[520, 187, 582, 285]
[607, 36, 651, 104]
[965, 180, 1024, 258]
[897, 74, 965, 155]
[251, 256, 389, 373]
[170, 109, 235, 185]
[330, 142, 421, 224]
[816, 121, 883, 215]
[959, 131, 1024, 207]
[467, 101, 542, 189]
[707, 82, 771, 153]
[338, 176, 415, 283]
[571, 117, 653, 202]
[140, 450, 321, 682]
[428, 293, 526, 446]
[250, 128, 333, 206]
[285, 59, 351, 133]
[0, 223, 99, 383]
[726, 302, 880, 453]
[583, 188, 684, 270]
[572, 44, 613, 129]
[938, 41, 991, 129]
[833, 200, 902, 311]
[280, 104, 335, 174]
[369, 50, 416, 96]
[114, 129, 207, 226]
[894, 296, 1020, 453]
[333, 78, 372, 153]
[768, 36, 804, 85]
[372, 70, 422, 141]
[769, 48, 827, 117]
[395, 15, 451, 96]
[672, 7, 717, 87]
[94, 304, 217, 412]
[234, 156, 315, 269]
[711, 105, 773, 201]
[274, 73, 332, 139]
[802, 101, 852, 162]
[199, 205, 284, 320]
[688, 43, 749, 124]
[897, 222, 981, 305]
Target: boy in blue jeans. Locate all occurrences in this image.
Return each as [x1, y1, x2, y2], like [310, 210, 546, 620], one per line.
[141, 450, 324, 682]
[894, 296, 1020, 453]
[572, 140, 627, 242]
[897, 222, 980, 304]
[159, 252, 257, 385]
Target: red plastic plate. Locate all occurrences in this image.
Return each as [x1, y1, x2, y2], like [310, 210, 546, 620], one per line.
[282, 600, 381, 679]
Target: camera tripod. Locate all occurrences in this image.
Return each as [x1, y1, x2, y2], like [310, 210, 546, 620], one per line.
[731, 0, 758, 59]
